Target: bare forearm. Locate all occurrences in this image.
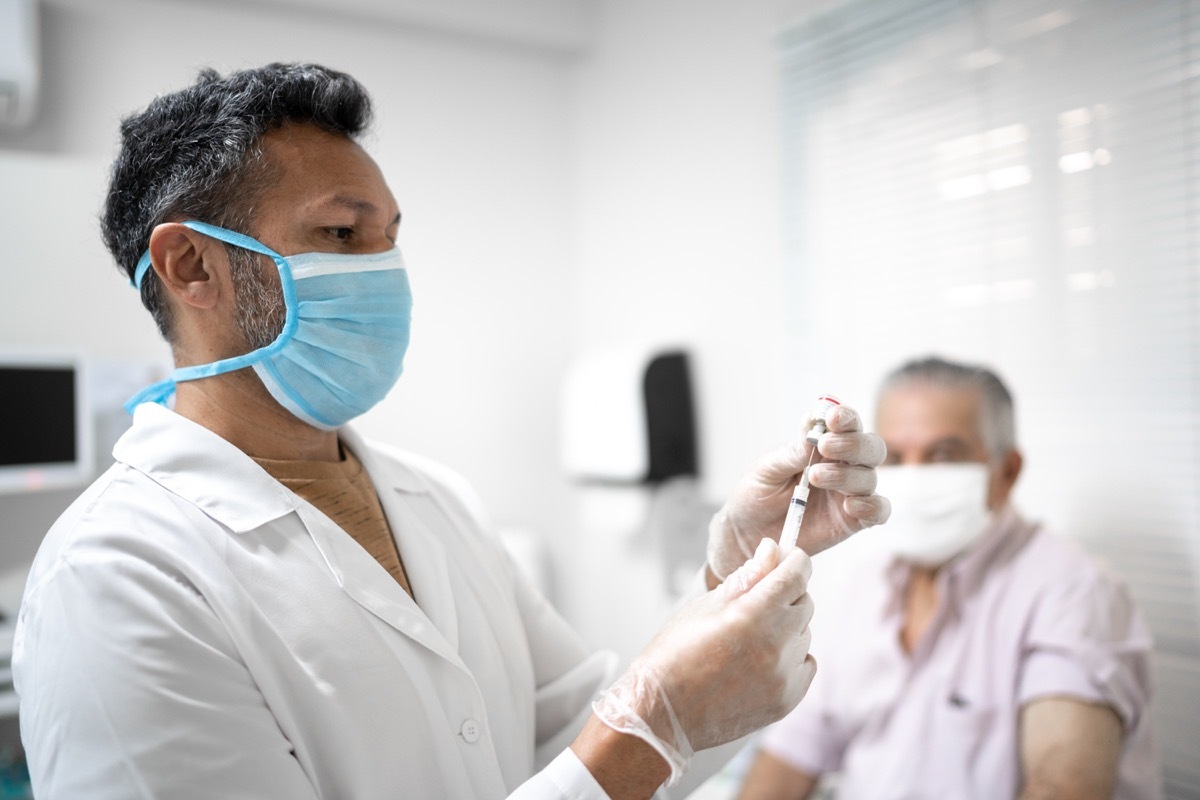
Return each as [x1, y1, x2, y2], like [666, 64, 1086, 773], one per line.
[1018, 698, 1122, 800]
[1018, 775, 1115, 800]
[1018, 778, 1081, 800]
[736, 750, 820, 800]
[570, 715, 671, 800]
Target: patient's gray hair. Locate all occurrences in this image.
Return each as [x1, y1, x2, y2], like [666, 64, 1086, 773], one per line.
[878, 356, 1016, 458]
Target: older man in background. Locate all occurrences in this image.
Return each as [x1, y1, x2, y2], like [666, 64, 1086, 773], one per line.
[737, 356, 1159, 800]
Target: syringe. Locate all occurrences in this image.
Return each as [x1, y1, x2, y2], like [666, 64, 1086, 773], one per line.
[779, 395, 841, 554]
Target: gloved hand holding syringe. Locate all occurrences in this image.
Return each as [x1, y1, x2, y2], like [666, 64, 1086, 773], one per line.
[778, 395, 842, 554]
[705, 395, 889, 578]
[588, 395, 890, 790]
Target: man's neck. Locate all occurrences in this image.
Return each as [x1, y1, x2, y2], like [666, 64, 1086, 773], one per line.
[900, 566, 940, 654]
[173, 370, 341, 462]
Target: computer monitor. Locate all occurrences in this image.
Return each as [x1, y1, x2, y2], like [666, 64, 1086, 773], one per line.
[0, 353, 92, 493]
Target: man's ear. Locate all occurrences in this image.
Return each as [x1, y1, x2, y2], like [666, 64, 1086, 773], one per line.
[989, 448, 1023, 509]
[146, 223, 227, 310]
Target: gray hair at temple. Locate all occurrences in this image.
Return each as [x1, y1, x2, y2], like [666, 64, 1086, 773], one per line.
[878, 356, 1017, 459]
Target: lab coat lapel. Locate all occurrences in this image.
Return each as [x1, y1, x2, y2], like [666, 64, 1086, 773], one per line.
[124, 406, 467, 666]
[325, 427, 462, 660]
[297, 502, 463, 667]
[372, 483, 460, 654]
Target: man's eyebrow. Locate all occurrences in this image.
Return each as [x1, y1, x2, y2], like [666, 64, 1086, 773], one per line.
[321, 195, 402, 224]
[321, 195, 375, 213]
[928, 435, 971, 450]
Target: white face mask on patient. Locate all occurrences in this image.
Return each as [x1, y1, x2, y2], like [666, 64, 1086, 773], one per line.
[873, 463, 994, 567]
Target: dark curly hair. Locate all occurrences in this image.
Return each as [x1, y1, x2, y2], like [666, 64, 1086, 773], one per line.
[100, 62, 374, 340]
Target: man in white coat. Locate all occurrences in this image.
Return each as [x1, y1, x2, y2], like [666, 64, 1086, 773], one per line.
[13, 63, 890, 799]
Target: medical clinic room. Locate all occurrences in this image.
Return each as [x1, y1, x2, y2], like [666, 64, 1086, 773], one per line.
[0, 0, 1196, 797]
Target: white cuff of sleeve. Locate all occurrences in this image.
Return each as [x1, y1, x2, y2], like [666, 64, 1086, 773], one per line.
[508, 749, 609, 800]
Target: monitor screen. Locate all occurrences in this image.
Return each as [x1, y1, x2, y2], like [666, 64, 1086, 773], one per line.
[0, 355, 91, 492]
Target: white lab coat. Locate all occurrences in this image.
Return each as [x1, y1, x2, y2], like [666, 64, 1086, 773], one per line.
[14, 403, 616, 798]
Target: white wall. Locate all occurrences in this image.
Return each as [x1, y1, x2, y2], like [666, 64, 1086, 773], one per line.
[563, 0, 810, 661]
[0, 0, 581, 599]
[0, 0, 814, 661]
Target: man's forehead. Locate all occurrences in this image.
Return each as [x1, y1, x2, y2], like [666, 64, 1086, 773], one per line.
[881, 381, 983, 407]
[255, 124, 397, 215]
[258, 123, 372, 173]
[877, 383, 985, 432]
[304, 191, 397, 217]
[260, 120, 343, 148]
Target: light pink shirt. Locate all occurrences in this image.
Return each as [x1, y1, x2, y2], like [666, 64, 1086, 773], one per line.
[761, 505, 1160, 799]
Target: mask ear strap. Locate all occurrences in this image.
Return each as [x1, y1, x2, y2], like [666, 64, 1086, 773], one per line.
[131, 251, 154, 289]
[124, 220, 300, 414]
[130, 220, 288, 287]
[123, 377, 177, 414]
[180, 220, 284, 261]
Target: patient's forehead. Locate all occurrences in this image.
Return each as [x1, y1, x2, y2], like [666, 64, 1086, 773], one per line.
[876, 383, 987, 452]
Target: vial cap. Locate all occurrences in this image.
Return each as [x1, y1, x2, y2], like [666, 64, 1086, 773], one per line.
[805, 394, 841, 442]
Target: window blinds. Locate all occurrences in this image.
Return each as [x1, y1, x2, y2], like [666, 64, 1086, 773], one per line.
[779, 0, 1199, 795]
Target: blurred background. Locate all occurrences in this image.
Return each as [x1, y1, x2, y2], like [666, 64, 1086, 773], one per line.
[0, 0, 1196, 796]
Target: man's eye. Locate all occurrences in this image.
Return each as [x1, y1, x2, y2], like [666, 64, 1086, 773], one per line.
[329, 227, 354, 241]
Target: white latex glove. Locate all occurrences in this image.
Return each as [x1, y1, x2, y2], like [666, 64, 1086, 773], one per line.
[706, 400, 890, 580]
[592, 539, 816, 786]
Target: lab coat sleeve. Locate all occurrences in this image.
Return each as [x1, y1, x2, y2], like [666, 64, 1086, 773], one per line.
[15, 551, 322, 800]
[509, 749, 611, 799]
[387, 443, 619, 765]
[505, 566, 727, 799]
[367, 442, 619, 797]
[454, 486, 618, 795]
[508, 558, 618, 767]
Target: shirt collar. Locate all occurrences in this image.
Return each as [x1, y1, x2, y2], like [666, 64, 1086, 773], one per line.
[113, 404, 430, 532]
[943, 503, 1035, 591]
[882, 503, 1037, 610]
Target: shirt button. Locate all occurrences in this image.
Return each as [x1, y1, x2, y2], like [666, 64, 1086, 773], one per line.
[460, 719, 481, 743]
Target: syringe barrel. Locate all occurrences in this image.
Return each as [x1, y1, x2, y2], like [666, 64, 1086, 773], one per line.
[782, 395, 841, 552]
[779, 485, 810, 553]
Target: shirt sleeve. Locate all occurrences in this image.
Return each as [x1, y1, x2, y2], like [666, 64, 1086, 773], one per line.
[1018, 564, 1155, 730]
[14, 551, 322, 800]
[757, 668, 848, 777]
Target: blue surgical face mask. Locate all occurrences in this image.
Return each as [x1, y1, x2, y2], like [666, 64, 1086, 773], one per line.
[127, 220, 412, 430]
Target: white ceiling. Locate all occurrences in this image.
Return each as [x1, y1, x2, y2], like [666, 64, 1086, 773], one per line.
[181, 0, 597, 53]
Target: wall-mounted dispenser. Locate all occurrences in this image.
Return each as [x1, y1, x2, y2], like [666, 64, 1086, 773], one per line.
[0, 0, 39, 129]
[560, 346, 711, 597]
[560, 348, 698, 485]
